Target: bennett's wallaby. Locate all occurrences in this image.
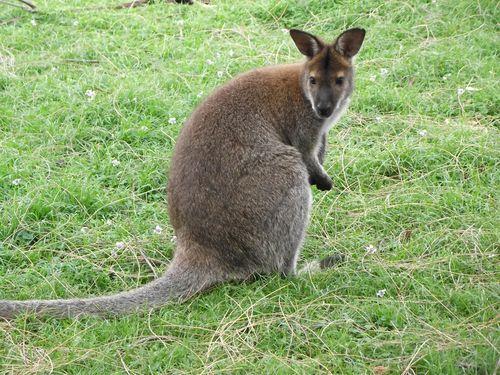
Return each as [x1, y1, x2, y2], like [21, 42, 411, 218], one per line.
[0, 28, 365, 318]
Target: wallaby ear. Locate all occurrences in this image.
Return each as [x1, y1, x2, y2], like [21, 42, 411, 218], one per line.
[334, 28, 366, 58]
[289, 29, 324, 58]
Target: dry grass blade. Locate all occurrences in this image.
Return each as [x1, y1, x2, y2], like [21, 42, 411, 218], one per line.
[0, 0, 36, 12]
[115, 0, 194, 9]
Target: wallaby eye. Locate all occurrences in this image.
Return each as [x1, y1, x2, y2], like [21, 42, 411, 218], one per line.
[309, 76, 316, 85]
[335, 77, 344, 85]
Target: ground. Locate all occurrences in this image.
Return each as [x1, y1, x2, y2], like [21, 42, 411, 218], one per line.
[0, 0, 498, 373]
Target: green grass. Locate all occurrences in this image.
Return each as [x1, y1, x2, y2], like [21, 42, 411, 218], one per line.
[0, 0, 498, 373]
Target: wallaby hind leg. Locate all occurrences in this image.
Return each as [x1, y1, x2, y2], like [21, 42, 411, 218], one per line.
[237, 184, 310, 277]
[267, 182, 312, 277]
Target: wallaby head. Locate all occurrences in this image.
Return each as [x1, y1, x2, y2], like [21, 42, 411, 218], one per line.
[290, 28, 365, 119]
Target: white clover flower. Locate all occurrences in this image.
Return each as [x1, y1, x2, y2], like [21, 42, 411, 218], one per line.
[111, 159, 120, 167]
[177, 20, 184, 26]
[115, 241, 125, 250]
[170, 235, 177, 244]
[12, 178, 21, 186]
[85, 89, 96, 100]
[365, 244, 377, 254]
[457, 88, 465, 96]
[168, 117, 177, 124]
[106, 219, 113, 225]
[72, 20, 79, 26]
[369, 75, 376, 82]
[217, 71, 224, 78]
[80, 227, 89, 234]
[376, 289, 386, 297]
[215, 52, 221, 59]
[154, 225, 163, 234]
[197, 91, 203, 98]
[375, 116, 382, 123]
[380, 68, 389, 77]
[281, 29, 288, 34]
[206, 59, 214, 65]
[30, 19, 37, 26]
[228, 50, 234, 57]
[418, 129, 428, 137]
[140, 126, 148, 131]
[0, 55, 15, 67]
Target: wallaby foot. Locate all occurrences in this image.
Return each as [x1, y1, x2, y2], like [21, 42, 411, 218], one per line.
[298, 253, 345, 275]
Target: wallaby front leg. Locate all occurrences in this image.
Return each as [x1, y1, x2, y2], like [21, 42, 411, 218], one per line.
[304, 153, 332, 191]
[317, 133, 327, 165]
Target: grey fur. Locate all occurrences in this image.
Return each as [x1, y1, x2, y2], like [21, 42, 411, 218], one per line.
[0, 28, 365, 319]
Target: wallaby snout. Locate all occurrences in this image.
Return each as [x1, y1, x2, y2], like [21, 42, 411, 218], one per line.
[315, 96, 334, 118]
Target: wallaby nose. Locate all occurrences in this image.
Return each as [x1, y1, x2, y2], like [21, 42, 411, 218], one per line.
[316, 103, 333, 118]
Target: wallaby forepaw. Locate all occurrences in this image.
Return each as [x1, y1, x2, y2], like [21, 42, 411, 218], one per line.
[311, 175, 332, 191]
[309, 175, 333, 190]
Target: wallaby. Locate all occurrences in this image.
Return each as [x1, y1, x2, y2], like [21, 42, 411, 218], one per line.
[0, 28, 365, 318]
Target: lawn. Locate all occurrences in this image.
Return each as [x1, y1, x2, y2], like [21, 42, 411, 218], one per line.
[0, 0, 498, 373]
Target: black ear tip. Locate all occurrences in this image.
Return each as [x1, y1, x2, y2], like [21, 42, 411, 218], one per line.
[346, 27, 365, 34]
[352, 28, 366, 37]
[340, 28, 366, 44]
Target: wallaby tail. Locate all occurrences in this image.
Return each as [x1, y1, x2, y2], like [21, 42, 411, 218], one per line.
[0, 259, 214, 319]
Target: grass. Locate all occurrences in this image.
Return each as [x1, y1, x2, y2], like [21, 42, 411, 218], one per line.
[0, 0, 498, 373]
